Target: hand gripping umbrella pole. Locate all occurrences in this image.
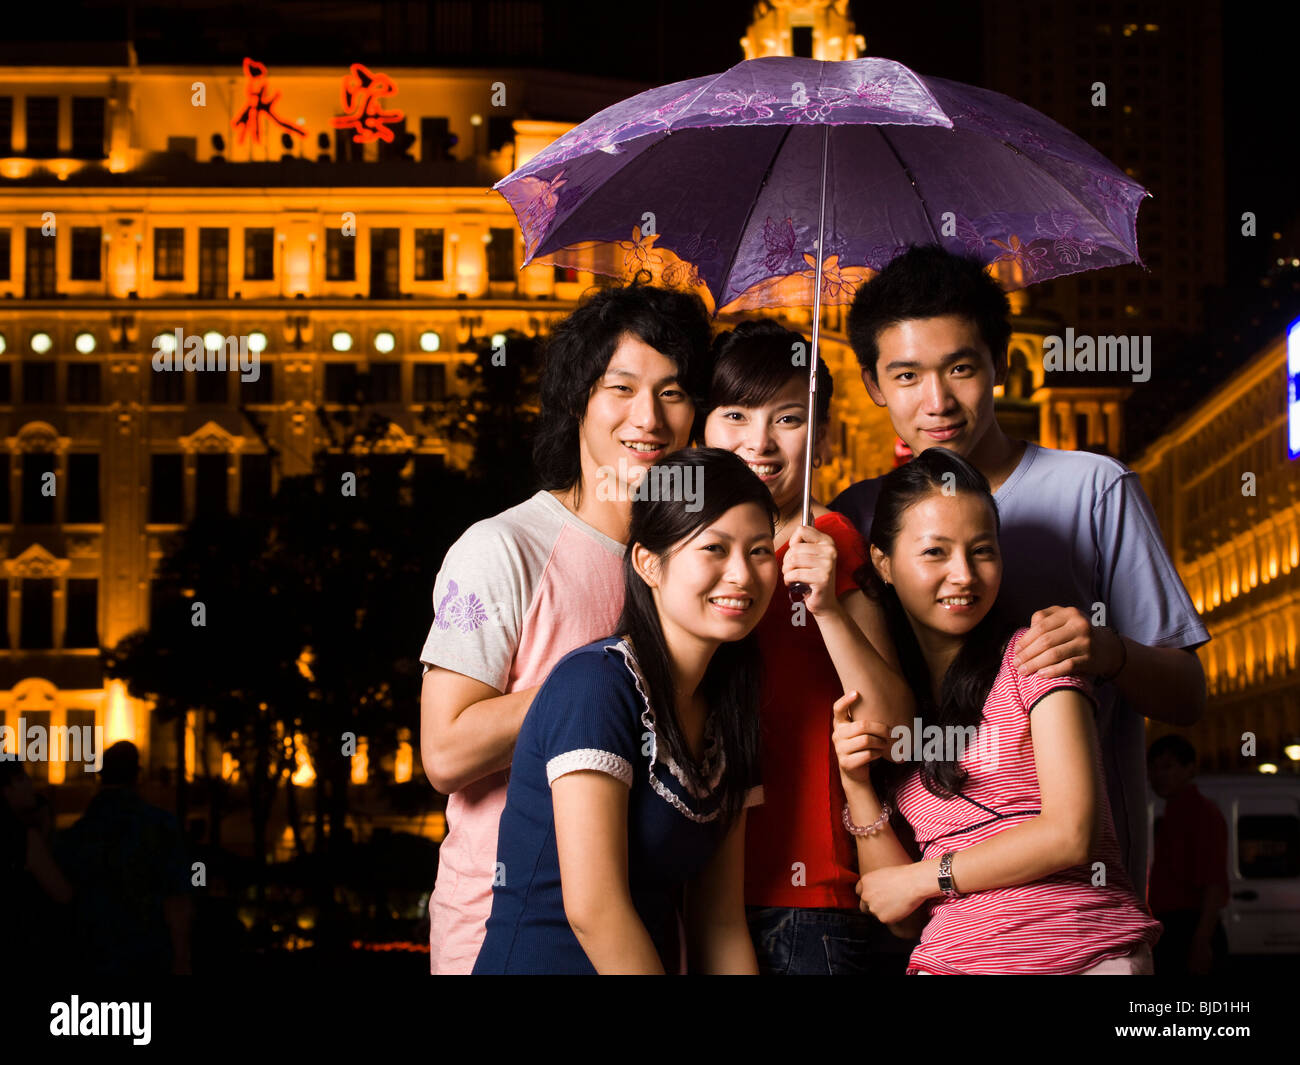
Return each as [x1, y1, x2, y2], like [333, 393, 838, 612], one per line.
[788, 124, 830, 605]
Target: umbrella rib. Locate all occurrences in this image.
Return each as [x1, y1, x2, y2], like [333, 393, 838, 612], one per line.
[714, 124, 794, 309]
[997, 141, 1141, 255]
[873, 126, 943, 246]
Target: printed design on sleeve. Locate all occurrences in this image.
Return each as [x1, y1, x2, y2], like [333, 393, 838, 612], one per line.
[608, 639, 725, 824]
[432, 579, 489, 633]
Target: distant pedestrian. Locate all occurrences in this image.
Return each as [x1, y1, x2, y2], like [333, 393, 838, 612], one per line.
[56, 741, 193, 976]
[1147, 735, 1229, 975]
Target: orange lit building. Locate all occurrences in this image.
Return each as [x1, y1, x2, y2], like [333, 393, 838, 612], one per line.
[1131, 325, 1300, 771]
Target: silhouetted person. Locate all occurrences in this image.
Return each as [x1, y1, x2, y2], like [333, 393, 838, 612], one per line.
[1, 761, 74, 978]
[56, 741, 193, 975]
[1147, 735, 1229, 975]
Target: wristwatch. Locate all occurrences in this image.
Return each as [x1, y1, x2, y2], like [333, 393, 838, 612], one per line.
[937, 851, 961, 898]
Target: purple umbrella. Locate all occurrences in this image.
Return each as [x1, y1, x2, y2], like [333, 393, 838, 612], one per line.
[494, 55, 1147, 536]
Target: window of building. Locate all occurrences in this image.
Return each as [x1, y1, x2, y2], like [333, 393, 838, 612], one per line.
[244, 228, 275, 281]
[325, 363, 359, 404]
[378, 117, 410, 161]
[195, 453, 228, 518]
[240, 452, 273, 514]
[154, 228, 185, 281]
[413, 363, 446, 403]
[66, 363, 101, 405]
[22, 362, 56, 404]
[64, 578, 99, 648]
[486, 228, 515, 281]
[24, 97, 58, 157]
[19, 578, 53, 649]
[61, 709, 97, 781]
[24, 228, 56, 298]
[195, 368, 228, 405]
[167, 136, 197, 160]
[21, 452, 55, 524]
[487, 115, 514, 154]
[239, 363, 274, 404]
[420, 117, 453, 162]
[151, 364, 185, 403]
[326, 229, 356, 281]
[0, 227, 10, 281]
[333, 128, 363, 163]
[71, 97, 106, 158]
[0, 579, 9, 646]
[365, 362, 401, 403]
[553, 264, 579, 284]
[0, 364, 11, 404]
[149, 453, 184, 524]
[70, 227, 102, 281]
[414, 228, 445, 281]
[0, 96, 11, 154]
[199, 228, 229, 299]
[369, 228, 401, 298]
[66, 453, 99, 523]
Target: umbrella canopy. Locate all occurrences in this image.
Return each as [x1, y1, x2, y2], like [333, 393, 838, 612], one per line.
[495, 55, 1148, 313]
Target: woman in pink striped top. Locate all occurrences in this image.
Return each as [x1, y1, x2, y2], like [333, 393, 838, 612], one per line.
[832, 448, 1160, 974]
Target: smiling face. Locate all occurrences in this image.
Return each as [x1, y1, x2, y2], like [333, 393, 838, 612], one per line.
[872, 489, 1002, 645]
[703, 376, 821, 512]
[634, 501, 778, 647]
[580, 331, 696, 487]
[863, 314, 1006, 460]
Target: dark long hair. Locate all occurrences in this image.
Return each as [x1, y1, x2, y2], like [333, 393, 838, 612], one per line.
[532, 281, 713, 506]
[613, 447, 777, 831]
[860, 448, 1016, 799]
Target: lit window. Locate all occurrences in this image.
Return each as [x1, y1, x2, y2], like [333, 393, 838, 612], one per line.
[154, 332, 177, 354]
[203, 330, 224, 352]
[374, 331, 396, 354]
[30, 332, 52, 354]
[247, 331, 268, 354]
[419, 331, 440, 352]
[74, 331, 96, 354]
[0, 334, 6, 355]
[331, 331, 353, 352]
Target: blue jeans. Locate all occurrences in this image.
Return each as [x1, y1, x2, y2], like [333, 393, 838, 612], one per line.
[746, 905, 915, 976]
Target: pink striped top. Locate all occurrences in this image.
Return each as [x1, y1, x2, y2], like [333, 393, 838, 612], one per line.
[896, 629, 1161, 975]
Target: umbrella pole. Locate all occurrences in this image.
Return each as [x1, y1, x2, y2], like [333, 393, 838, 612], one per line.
[789, 125, 829, 605]
[800, 124, 829, 528]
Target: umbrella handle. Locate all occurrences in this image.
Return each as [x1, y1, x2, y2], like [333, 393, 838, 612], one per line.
[788, 581, 809, 604]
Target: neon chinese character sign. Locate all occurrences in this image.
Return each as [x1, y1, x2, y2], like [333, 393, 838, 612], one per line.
[232, 58, 307, 146]
[331, 63, 404, 144]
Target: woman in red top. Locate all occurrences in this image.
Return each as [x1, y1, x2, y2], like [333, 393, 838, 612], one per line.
[832, 447, 1161, 973]
[703, 319, 915, 974]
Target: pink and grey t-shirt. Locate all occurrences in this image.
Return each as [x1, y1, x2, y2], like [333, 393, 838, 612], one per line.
[419, 490, 625, 974]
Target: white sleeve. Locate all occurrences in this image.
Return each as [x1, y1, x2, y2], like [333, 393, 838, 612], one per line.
[418, 520, 528, 692]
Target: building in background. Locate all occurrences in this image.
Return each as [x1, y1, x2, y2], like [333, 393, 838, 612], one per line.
[983, 0, 1226, 337]
[1132, 321, 1300, 773]
[0, 54, 645, 790]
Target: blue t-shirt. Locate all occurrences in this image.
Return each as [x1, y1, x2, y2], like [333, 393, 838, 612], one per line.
[472, 636, 762, 974]
[831, 441, 1209, 899]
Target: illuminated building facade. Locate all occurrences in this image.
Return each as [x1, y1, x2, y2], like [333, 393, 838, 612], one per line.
[0, 57, 640, 786]
[1131, 325, 1300, 771]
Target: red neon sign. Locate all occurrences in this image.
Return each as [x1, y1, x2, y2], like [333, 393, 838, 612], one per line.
[231, 58, 307, 146]
[331, 63, 405, 144]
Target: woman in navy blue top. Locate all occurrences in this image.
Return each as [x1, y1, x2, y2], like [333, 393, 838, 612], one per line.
[473, 449, 779, 974]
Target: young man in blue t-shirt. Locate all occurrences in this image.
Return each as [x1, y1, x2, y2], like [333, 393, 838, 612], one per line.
[831, 245, 1209, 898]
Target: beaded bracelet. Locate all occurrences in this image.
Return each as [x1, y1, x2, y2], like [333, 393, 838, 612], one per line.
[842, 801, 891, 837]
